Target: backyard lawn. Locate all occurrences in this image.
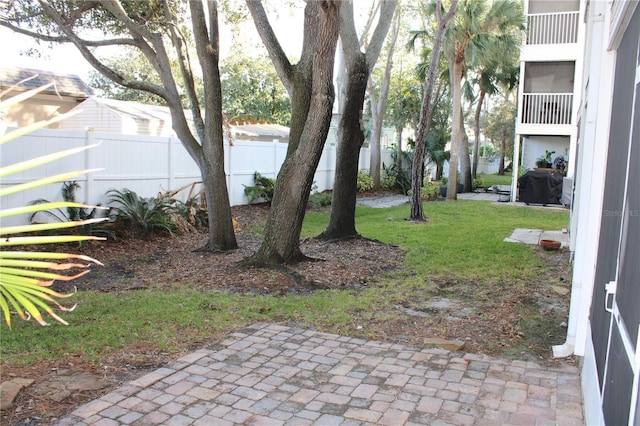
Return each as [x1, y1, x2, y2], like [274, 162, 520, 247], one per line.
[0, 198, 571, 423]
[477, 172, 513, 187]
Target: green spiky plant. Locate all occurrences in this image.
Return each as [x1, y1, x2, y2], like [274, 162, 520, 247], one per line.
[0, 84, 105, 327]
[28, 180, 113, 242]
[107, 188, 175, 236]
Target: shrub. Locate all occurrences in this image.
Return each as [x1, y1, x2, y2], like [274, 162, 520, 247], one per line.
[244, 172, 275, 204]
[28, 181, 112, 241]
[308, 191, 332, 208]
[357, 171, 374, 192]
[473, 176, 485, 190]
[107, 189, 175, 237]
[421, 181, 440, 200]
[380, 170, 396, 190]
[383, 151, 412, 194]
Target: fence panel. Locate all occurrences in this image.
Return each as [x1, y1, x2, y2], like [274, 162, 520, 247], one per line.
[1, 129, 392, 226]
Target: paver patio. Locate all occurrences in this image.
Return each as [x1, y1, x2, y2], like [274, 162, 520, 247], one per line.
[56, 323, 583, 425]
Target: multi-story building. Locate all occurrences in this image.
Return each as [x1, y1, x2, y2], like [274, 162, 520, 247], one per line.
[516, 1, 640, 424]
[511, 0, 585, 205]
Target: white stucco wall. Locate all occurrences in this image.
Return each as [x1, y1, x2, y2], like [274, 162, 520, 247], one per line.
[521, 135, 570, 170]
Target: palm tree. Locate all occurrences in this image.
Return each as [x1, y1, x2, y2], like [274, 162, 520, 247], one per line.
[444, 0, 524, 200]
[406, 0, 459, 221]
[470, 60, 519, 180]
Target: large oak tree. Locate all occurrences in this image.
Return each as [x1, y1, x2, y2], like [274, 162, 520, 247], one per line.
[1, 0, 238, 251]
[245, 0, 340, 264]
[319, 0, 397, 240]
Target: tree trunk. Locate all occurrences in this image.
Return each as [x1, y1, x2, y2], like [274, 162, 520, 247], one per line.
[179, 1, 238, 251]
[459, 118, 472, 192]
[447, 57, 464, 201]
[411, 0, 458, 218]
[248, 0, 339, 265]
[472, 90, 485, 181]
[320, 0, 397, 240]
[368, 8, 400, 189]
[369, 109, 383, 187]
[395, 125, 403, 169]
[199, 159, 237, 251]
[320, 53, 368, 240]
[499, 135, 506, 175]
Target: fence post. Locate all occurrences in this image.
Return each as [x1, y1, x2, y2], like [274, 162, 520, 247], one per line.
[85, 129, 94, 204]
[227, 140, 233, 206]
[168, 136, 174, 192]
[273, 139, 279, 180]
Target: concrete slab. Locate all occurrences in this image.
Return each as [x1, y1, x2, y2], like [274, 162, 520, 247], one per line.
[505, 228, 569, 248]
[356, 194, 409, 208]
[458, 192, 501, 201]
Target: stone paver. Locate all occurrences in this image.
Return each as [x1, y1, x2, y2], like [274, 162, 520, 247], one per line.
[55, 323, 583, 425]
[504, 228, 570, 248]
[356, 194, 409, 208]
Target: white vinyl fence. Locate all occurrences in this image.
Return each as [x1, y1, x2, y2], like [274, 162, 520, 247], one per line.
[1, 129, 392, 226]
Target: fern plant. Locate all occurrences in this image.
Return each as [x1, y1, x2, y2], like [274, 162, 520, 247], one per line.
[0, 84, 105, 327]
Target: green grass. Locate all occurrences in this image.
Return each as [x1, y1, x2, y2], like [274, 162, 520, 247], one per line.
[2, 200, 569, 366]
[304, 200, 567, 283]
[478, 172, 512, 187]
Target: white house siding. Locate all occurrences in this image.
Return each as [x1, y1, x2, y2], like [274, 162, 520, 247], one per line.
[521, 135, 570, 170]
[560, 1, 640, 424]
[60, 98, 175, 136]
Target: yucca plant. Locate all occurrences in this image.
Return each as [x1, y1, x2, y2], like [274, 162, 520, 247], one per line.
[0, 84, 105, 327]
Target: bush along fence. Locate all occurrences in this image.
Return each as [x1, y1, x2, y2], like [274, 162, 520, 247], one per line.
[0, 128, 393, 226]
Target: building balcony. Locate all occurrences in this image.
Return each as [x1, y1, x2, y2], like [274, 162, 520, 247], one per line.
[526, 11, 579, 45]
[521, 93, 573, 125]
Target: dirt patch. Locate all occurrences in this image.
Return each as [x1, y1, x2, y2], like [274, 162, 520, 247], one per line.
[1, 202, 575, 425]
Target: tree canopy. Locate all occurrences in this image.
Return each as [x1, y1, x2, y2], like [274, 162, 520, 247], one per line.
[2, 0, 238, 251]
[220, 52, 291, 125]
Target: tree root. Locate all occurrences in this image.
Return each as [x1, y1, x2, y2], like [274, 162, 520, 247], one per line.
[192, 242, 237, 253]
[315, 232, 361, 243]
[314, 233, 401, 248]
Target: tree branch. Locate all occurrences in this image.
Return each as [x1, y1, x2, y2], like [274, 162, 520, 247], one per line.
[36, 0, 168, 99]
[245, 0, 294, 93]
[0, 20, 137, 47]
[169, 0, 205, 143]
[338, 1, 360, 58]
[96, 0, 156, 41]
[365, 0, 397, 70]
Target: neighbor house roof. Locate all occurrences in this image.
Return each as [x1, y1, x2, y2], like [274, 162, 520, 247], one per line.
[232, 122, 290, 142]
[0, 66, 94, 98]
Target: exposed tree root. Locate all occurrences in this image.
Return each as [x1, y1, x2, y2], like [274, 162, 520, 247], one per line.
[315, 233, 401, 248]
[192, 242, 238, 253]
[315, 231, 361, 243]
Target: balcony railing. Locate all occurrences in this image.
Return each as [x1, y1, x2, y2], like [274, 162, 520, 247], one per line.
[526, 11, 579, 45]
[521, 93, 573, 125]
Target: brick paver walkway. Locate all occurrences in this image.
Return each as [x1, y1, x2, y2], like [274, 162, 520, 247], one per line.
[56, 323, 583, 425]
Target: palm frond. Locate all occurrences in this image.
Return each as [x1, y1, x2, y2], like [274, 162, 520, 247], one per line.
[0, 86, 104, 328]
